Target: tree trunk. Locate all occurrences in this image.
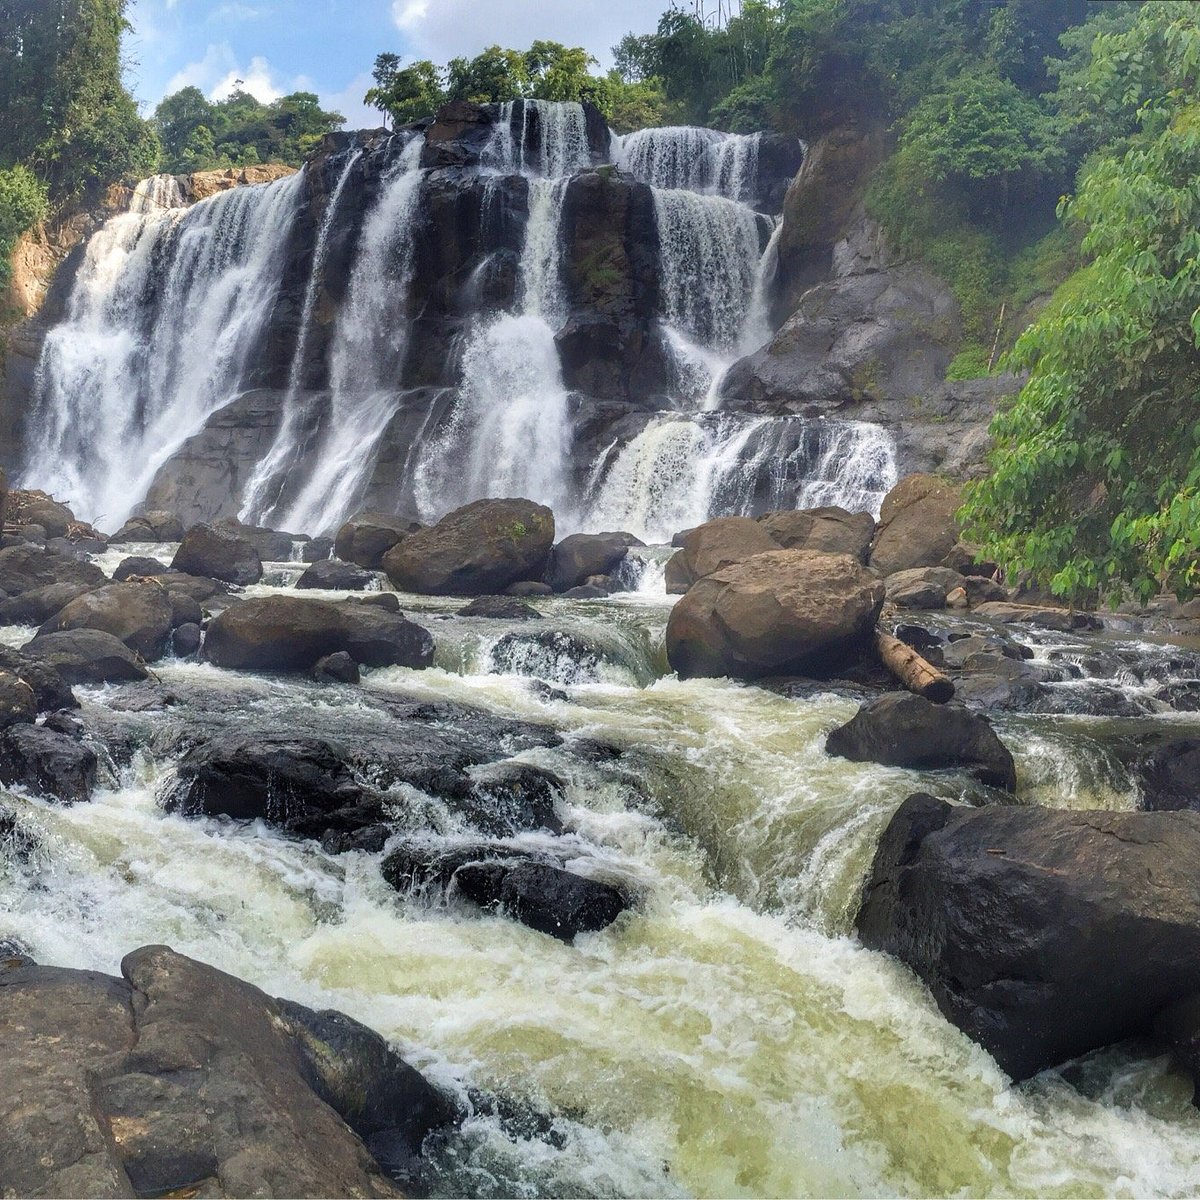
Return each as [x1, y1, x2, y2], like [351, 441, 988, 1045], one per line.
[875, 630, 955, 704]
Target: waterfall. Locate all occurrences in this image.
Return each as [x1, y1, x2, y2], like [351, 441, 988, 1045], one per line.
[618, 127, 763, 203]
[483, 99, 592, 179]
[583, 415, 898, 544]
[129, 174, 187, 214]
[22, 169, 304, 529]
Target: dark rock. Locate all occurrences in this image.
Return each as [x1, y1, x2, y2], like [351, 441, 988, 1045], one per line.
[335, 511, 422, 569]
[0, 544, 105, 597]
[0, 671, 36, 729]
[383, 499, 554, 596]
[758, 506, 875, 562]
[150, 571, 230, 603]
[0, 581, 97, 625]
[314, 652, 361, 684]
[869, 475, 963, 577]
[0, 646, 77, 713]
[359, 592, 401, 612]
[171, 523, 263, 586]
[826, 692, 1016, 790]
[23, 629, 149, 684]
[1136, 738, 1200, 812]
[42, 711, 84, 737]
[215, 517, 297, 562]
[973, 601, 1100, 632]
[545, 532, 639, 592]
[112, 555, 171, 582]
[296, 558, 376, 591]
[857, 794, 1200, 1082]
[38, 581, 174, 659]
[885, 567, 966, 610]
[172, 622, 202, 657]
[109, 510, 185, 542]
[202, 595, 433, 672]
[506, 580, 553, 597]
[7, 492, 74, 538]
[488, 629, 602, 684]
[454, 860, 627, 941]
[458, 596, 542, 620]
[302, 535, 335, 563]
[165, 588, 203, 629]
[0, 724, 97, 803]
[666, 549, 884, 680]
[562, 584, 607, 599]
[458, 761, 563, 837]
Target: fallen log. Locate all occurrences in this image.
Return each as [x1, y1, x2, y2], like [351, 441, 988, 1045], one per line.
[875, 629, 954, 703]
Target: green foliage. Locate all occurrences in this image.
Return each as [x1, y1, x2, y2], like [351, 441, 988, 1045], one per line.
[153, 88, 344, 174]
[962, 2, 1200, 604]
[945, 345, 992, 382]
[0, 165, 49, 289]
[366, 58, 445, 128]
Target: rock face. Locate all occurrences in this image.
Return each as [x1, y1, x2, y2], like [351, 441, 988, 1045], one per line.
[825, 693, 1016, 790]
[172, 523, 263, 586]
[38, 582, 174, 660]
[869, 474, 963, 577]
[0, 671, 36, 729]
[0, 944, 452, 1197]
[666, 549, 884, 680]
[1135, 737, 1200, 811]
[857, 794, 1200, 1082]
[383, 499, 554, 596]
[203, 595, 434, 672]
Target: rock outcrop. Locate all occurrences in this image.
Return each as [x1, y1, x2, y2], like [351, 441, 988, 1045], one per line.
[869, 474, 963, 577]
[172, 523, 263, 586]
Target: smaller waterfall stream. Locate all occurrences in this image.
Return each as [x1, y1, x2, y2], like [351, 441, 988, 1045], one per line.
[617, 126, 763, 203]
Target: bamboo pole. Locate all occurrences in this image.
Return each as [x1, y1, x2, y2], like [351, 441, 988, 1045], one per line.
[875, 630, 955, 704]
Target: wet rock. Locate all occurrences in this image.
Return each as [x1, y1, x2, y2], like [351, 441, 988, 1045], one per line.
[38, 581, 174, 660]
[0, 544, 105, 597]
[666, 516, 779, 594]
[202, 595, 433, 672]
[973, 601, 1100, 632]
[112, 554, 171, 582]
[869, 475, 963, 577]
[215, 517, 297, 562]
[757, 506, 875, 561]
[454, 860, 627, 940]
[108, 510, 185, 543]
[1135, 738, 1200, 812]
[303, 535, 335, 563]
[171, 522, 263, 586]
[0, 671, 36, 729]
[505, 580, 553, 598]
[489, 628, 603, 684]
[23, 629, 149, 684]
[562, 584, 607, 599]
[666, 549, 884, 680]
[459, 761, 563, 836]
[857, 794, 1200, 1081]
[335, 511, 422, 569]
[383, 499, 554, 596]
[150, 571, 230, 603]
[296, 558, 376, 591]
[0, 646, 77, 712]
[360, 592, 401, 612]
[0, 945, 444, 1196]
[165, 589, 203, 629]
[0, 724, 97, 803]
[458, 595, 542, 620]
[0, 581, 97, 625]
[545, 532, 640, 592]
[382, 839, 535, 895]
[314, 651, 361, 684]
[172, 622, 202, 657]
[826, 692, 1015, 789]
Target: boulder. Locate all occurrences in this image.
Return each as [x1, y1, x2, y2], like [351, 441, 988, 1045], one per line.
[506, 580, 553, 598]
[164, 589, 203, 629]
[383, 499, 554, 596]
[857, 794, 1200, 1081]
[1135, 737, 1200, 812]
[0, 646, 76, 713]
[112, 555, 171, 582]
[825, 692, 1015, 790]
[458, 596, 542, 620]
[545, 532, 640, 592]
[667, 517, 780, 593]
[151, 571, 229, 603]
[666, 549, 884, 680]
[314, 652, 360, 684]
[6, 491, 74, 539]
[0, 545, 105, 597]
[302, 535, 335, 563]
[38, 582, 174, 660]
[22, 629, 149, 684]
[0, 671, 36, 730]
[203, 595, 434, 672]
[0, 724, 97, 803]
[453, 860, 627, 940]
[215, 517, 297, 562]
[334, 511, 422, 569]
[757, 507, 875, 561]
[295, 558, 376, 591]
[171, 523, 263, 586]
[0, 945, 451, 1197]
[973, 601, 1100, 632]
[884, 567, 967, 610]
[172, 622, 202, 658]
[0, 581, 97, 625]
[109, 510, 185, 543]
[869, 475, 963, 577]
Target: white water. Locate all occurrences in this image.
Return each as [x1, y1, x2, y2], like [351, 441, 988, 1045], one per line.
[484, 99, 593, 178]
[618, 126, 763, 204]
[23, 170, 304, 531]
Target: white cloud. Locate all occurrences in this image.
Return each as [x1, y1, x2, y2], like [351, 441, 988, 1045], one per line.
[321, 71, 383, 132]
[164, 44, 285, 104]
[211, 54, 282, 102]
[391, 0, 662, 71]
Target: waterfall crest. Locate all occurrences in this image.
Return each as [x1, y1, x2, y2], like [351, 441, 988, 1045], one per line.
[618, 126, 762, 203]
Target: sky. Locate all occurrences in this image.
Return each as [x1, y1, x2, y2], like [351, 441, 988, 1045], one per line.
[125, 0, 667, 129]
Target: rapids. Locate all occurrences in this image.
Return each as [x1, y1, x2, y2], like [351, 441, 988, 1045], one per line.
[3, 545, 1200, 1198]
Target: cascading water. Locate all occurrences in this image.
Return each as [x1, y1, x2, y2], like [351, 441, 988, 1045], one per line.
[618, 125, 762, 203]
[483, 99, 594, 178]
[22, 170, 304, 529]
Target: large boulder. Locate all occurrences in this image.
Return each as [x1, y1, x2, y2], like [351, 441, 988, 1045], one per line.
[37, 582, 174, 660]
[0, 545, 105, 597]
[0, 646, 76, 713]
[334, 511, 422, 569]
[757, 507, 875, 562]
[0, 581, 97, 625]
[171, 523, 263, 586]
[545, 532, 640, 593]
[108, 510, 185, 543]
[215, 517, 297, 563]
[1134, 737, 1200, 812]
[112, 555, 171, 582]
[825, 692, 1016, 790]
[0, 945, 452, 1197]
[22, 629, 149, 684]
[295, 558, 376, 591]
[383, 499, 554, 596]
[857, 794, 1200, 1082]
[666, 549, 884, 680]
[6, 491, 75, 539]
[0, 671, 35, 729]
[0, 724, 97, 803]
[665, 517, 780, 594]
[202, 595, 433, 672]
[869, 474, 963, 577]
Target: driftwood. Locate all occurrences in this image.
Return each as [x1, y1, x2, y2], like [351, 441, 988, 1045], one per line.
[875, 629, 955, 703]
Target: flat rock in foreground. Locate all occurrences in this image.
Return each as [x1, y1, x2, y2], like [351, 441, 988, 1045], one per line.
[857, 794, 1200, 1081]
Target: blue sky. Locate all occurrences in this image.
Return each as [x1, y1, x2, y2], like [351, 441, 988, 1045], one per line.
[125, 0, 666, 129]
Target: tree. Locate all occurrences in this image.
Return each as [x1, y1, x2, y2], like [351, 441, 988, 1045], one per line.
[365, 58, 444, 128]
[0, 164, 49, 288]
[153, 86, 215, 167]
[445, 46, 529, 104]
